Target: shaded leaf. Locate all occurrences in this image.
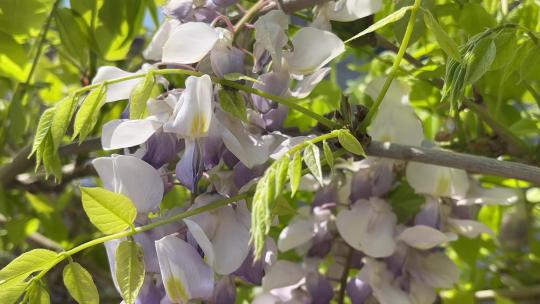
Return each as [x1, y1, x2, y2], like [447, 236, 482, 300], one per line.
[465, 38, 496, 84]
[26, 281, 50, 304]
[423, 10, 461, 61]
[338, 130, 366, 157]
[30, 108, 55, 157]
[218, 89, 247, 122]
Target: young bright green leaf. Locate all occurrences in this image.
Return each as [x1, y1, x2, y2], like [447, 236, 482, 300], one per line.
[338, 130, 366, 157]
[73, 84, 107, 141]
[323, 140, 334, 170]
[41, 132, 62, 179]
[51, 95, 78, 148]
[345, 6, 412, 43]
[30, 107, 55, 157]
[80, 187, 137, 234]
[303, 143, 323, 186]
[490, 31, 517, 71]
[218, 89, 248, 122]
[0, 278, 27, 304]
[288, 152, 302, 197]
[130, 72, 155, 120]
[275, 156, 290, 197]
[423, 10, 461, 61]
[115, 240, 145, 304]
[264, 168, 276, 210]
[63, 262, 99, 304]
[26, 281, 50, 304]
[464, 38, 496, 85]
[0, 249, 58, 283]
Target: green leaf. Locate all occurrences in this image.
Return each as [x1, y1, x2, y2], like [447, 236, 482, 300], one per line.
[80, 187, 137, 234]
[338, 130, 366, 157]
[73, 84, 107, 141]
[223, 73, 262, 84]
[423, 10, 461, 61]
[0, 277, 27, 304]
[30, 108, 55, 157]
[41, 132, 62, 179]
[275, 156, 290, 197]
[218, 89, 248, 122]
[464, 38, 496, 85]
[303, 143, 323, 186]
[323, 140, 334, 170]
[54, 8, 90, 66]
[115, 240, 145, 304]
[520, 44, 540, 84]
[490, 31, 517, 71]
[388, 181, 425, 223]
[63, 262, 99, 304]
[0, 249, 58, 283]
[51, 95, 78, 148]
[26, 281, 50, 304]
[288, 152, 302, 197]
[130, 72, 155, 119]
[345, 6, 412, 43]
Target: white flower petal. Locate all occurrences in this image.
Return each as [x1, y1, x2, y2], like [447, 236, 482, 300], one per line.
[254, 10, 289, 71]
[458, 184, 518, 206]
[101, 119, 162, 150]
[216, 110, 275, 168]
[291, 67, 330, 98]
[143, 19, 181, 61]
[184, 219, 215, 267]
[326, 0, 382, 22]
[92, 66, 141, 103]
[398, 225, 449, 250]
[211, 206, 251, 274]
[92, 155, 164, 213]
[285, 27, 345, 75]
[278, 218, 316, 252]
[164, 74, 213, 138]
[406, 161, 469, 198]
[408, 251, 459, 289]
[448, 218, 494, 238]
[336, 198, 397, 257]
[163, 22, 219, 64]
[155, 235, 214, 302]
[262, 260, 307, 291]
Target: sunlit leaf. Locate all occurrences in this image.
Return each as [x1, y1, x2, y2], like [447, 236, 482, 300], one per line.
[115, 240, 145, 304]
[73, 83, 107, 141]
[0, 249, 58, 283]
[63, 262, 99, 304]
[80, 187, 137, 234]
[303, 143, 323, 186]
[288, 151, 302, 197]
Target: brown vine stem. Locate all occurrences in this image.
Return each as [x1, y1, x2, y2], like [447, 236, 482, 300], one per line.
[233, 0, 268, 38]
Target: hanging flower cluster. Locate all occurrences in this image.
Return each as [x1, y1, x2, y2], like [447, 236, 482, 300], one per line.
[17, 0, 521, 303]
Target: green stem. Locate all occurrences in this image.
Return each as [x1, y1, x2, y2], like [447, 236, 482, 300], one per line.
[358, 0, 422, 130]
[233, 0, 267, 39]
[73, 68, 340, 129]
[30, 193, 249, 283]
[286, 129, 343, 156]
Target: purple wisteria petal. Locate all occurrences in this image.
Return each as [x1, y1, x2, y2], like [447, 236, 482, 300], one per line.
[346, 277, 372, 304]
[176, 139, 204, 192]
[212, 276, 237, 304]
[210, 46, 245, 77]
[142, 132, 182, 169]
[251, 71, 290, 113]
